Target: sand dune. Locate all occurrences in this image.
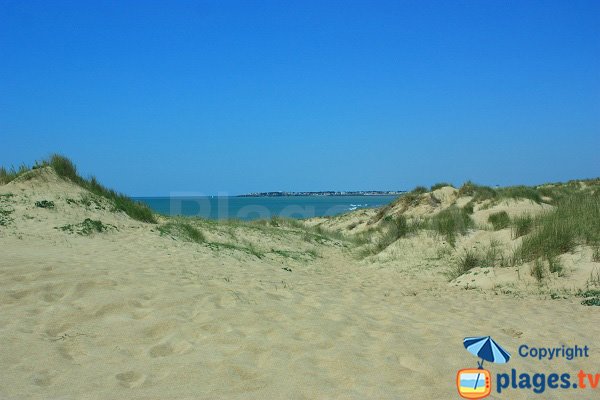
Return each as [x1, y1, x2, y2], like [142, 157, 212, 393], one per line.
[1, 169, 599, 399]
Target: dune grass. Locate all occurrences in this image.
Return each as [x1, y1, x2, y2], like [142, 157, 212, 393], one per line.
[497, 186, 543, 203]
[547, 255, 563, 276]
[447, 240, 507, 280]
[158, 220, 205, 243]
[57, 218, 114, 235]
[429, 206, 473, 246]
[530, 259, 545, 283]
[359, 215, 424, 256]
[35, 200, 55, 209]
[452, 249, 480, 278]
[430, 182, 454, 191]
[458, 181, 497, 201]
[511, 214, 534, 239]
[593, 247, 600, 262]
[488, 211, 510, 230]
[372, 187, 426, 222]
[51, 156, 156, 223]
[0, 155, 157, 223]
[458, 181, 546, 204]
[0, 200, 14, 226]
[513, 190, 600, 264]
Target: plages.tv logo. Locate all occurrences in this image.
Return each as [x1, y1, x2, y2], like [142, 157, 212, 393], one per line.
[457, 336, 511, 399]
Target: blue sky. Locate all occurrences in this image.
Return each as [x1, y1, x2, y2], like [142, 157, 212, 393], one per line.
[1, 0, 599, 196]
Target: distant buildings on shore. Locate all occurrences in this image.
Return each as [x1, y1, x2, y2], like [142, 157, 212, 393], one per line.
[237, 190, 405, 197]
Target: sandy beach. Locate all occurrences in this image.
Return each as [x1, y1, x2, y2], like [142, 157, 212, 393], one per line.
[1, 167, 598, 399]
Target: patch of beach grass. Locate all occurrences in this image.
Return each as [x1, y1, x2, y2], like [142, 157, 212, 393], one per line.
[0, 164, 30, 184]
[578, 280, 600, 306]
[547, 255, 563, 276]
[358, 215, 424, 257]
[488, 211, 510, 230]
[497, 185, 543, 203]
[447, 249, 480, 280]
[592, 247, 600, 262]
[0, 193, 15, 226]
[158, 220, 205, 243]
[447, 240, 508, 280]
[511, 214, 534, 239]
[429, 206, 473, 246]
[530, 259, 545, 283]
[430, 182, 454, 191]
[462, 201, 474, 214]
[35, 200, 55, 209]
[458, 181, 546, 204]
[458, 181, 496, 201]
[512, 191, 600, 264]
[0, 206, 14, 226]
[57, 218, 114, 235]
[46, 155, 156, 223]
[1, 155, 157, 223]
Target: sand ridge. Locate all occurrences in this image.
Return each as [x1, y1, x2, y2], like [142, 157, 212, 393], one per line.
[1, 170, 599, 399]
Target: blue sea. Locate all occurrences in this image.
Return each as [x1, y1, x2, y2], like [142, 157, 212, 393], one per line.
[135, 196, 398, 221]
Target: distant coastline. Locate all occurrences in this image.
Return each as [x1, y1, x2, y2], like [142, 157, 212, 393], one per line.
[237, 190, 405, 197]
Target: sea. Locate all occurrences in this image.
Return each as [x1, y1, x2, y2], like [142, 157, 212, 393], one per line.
[135, 195, 398, 221]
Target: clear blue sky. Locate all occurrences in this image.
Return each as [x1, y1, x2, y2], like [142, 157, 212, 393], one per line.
[1, 0, 599, 196]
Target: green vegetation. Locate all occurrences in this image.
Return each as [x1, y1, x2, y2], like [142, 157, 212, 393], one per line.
[0, 206, 14, 226]
[530, 259, 545, 283]
[511, 214, 533, 238]
[158, 220, 206, 244]
[488, 211, 510, 230]
[0, 194, 14, 226]
[57, 218, 114, 235]
[459, 181, 546, 204]
[453, 249, 480, 277]
[458, 181, 496, 201]
[359, 215, 424, 256]
[447, 240, 507, 280]
[585, 268, 600, 289]
[35, 200, 55, 209]
[0, 155, 156, 223]
[430, 206, 473, 246]
[430, 182, 454, 191]
[462, 201, 474, 214]
[547, 255, 563, 276]
[525, 255, 564, 282]
[579, 289, 600, 307]
[0, 164, 31, 184]
[513, 191, 600, 263]
[497, 186, 542, 203]
[592, 247, 600, 262]
[372, 186, 429, 223]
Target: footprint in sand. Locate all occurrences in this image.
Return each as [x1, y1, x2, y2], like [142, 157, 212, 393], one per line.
[115, 371, 146, 388]
[32, 371, 53, 387]
[148, 340, 193, 358]
[501, 327, 524, 338]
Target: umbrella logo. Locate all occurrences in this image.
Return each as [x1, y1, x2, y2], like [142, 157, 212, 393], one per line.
[457, 336, 511, 399]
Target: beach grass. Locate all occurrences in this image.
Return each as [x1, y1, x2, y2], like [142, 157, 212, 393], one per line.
[0, 155, 157, 223]
[158, 220, 206, 243]
[429, 206, 473, 246]
[57, 218, 114, 235]
[488, 211, 510, 230]
[511, 214, 534, 239]
[430, 182, 454, 191]
[513, 190, 600, 263]
[447, 249, 480, 280]
[530, 259, 545, 283]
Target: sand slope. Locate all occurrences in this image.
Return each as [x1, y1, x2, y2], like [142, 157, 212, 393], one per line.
[1, 171, 599, 399]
